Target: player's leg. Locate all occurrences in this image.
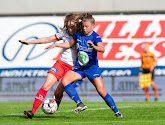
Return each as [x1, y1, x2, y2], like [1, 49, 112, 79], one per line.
[32, 73, 58, 114]
[53, 60, 74, 107]
[72, 78, 85, 88]
[54, 81, 64, 107]
[31, 60, 66, 115]
[150, 70, 159, 101]
[142, 69, 150, 101]
[61, 70, 87, 113]
[24, 73, 58, 119]
[86, 66, 122, 117]
[143, 87, 150, 101]
[54, 78, 85, 108]
[151, 81, 159, 101]
[91, 76, 122, 117]
[62, 70, 82, 103]
[24, 61, 64, 119]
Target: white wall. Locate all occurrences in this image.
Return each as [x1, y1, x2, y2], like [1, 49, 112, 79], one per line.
[0, 0, 165, 15]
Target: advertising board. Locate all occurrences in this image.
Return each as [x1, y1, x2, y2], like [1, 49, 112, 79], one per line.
[1, 15, 165, 77]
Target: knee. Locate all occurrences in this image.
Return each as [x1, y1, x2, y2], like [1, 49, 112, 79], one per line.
[42, 82, 53, 91]
[61, 79, 69, 87]
[97, 88, 107, 97]
[42, 84, 50, 91]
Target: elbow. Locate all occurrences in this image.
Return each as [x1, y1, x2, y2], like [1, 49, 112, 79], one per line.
[100, 48, 105, 53]
[98, 50, 104, 53]
[97, 48, 105, 53]
[103, 48, 105, 53]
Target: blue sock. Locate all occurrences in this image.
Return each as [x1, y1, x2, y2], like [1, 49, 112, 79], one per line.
[72, 80, 83, 88]
[103, 93, 119, 114]
[64, 84, 82, 104]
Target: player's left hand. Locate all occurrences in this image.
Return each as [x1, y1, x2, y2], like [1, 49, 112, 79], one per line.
[87, 42, 94, 47]
[150, 66, 154, 72]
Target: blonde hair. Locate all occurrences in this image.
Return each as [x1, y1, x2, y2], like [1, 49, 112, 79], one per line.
[60, 13, 83, 32]
[60, 13, 74, 31]
[82, 13, 95, 25]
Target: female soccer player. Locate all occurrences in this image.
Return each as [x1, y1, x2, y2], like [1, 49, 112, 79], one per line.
[19, 13, 84, 119]
[45, 13, 123, 118]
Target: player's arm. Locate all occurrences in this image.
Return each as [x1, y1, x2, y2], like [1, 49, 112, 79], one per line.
[19, 35, 59, 45]
[87, 42, 105, 53]
[139, 55, 143, 77]
[150, 55, 157, 72]
[45, 39, 76, 49]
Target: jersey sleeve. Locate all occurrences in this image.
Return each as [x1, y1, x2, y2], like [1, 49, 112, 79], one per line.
[55, 31, 64, 40]
[94, 33, 102, 44]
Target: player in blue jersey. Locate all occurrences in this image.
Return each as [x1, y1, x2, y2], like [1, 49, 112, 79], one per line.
[45, 13, 123, 118]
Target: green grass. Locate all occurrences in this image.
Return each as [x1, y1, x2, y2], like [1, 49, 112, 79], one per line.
[0, 101, 165, 125]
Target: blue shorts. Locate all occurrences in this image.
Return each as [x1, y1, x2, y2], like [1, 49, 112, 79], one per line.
[72, 65, 101, 81]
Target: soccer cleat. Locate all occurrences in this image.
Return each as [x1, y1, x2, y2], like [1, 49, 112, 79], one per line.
[24, 111, 34, 119]
[115, 112, 123, 118]
[154, 97, 159, 101]
[145, 98, 150, 101]
[74, 102, 87, 114]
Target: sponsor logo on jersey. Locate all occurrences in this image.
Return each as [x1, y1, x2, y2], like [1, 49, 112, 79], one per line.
[93, 74, 100, 77]
[78, 51, 89, 66]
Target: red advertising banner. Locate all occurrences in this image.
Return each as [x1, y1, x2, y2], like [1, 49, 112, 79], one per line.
[0, 15, 165, 77]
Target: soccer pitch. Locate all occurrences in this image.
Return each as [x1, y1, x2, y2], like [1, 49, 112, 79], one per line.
[0, 101, 165, 125]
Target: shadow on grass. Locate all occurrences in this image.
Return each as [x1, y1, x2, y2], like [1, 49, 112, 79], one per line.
[0, 114, 73, 120]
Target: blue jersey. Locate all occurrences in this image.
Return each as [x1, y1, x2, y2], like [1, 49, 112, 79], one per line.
[73, 31, 102, 67]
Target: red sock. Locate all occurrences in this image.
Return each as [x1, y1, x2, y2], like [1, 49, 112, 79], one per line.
[143, 87, 150, 99]
[32, 87, 47, 114]
[152, 85, 159, 97]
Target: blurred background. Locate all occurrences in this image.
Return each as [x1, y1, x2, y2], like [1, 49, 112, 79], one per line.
[0, 0, 165, 102]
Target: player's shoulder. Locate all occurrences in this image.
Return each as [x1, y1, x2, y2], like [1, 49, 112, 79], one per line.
[92, 31, 99, 36]
[92, 31, 101, 38]
[149, 51, 155, 56]
[141, 52, 145, 56]
[59, 30, 70, 36]
[55, 30, 72, 40]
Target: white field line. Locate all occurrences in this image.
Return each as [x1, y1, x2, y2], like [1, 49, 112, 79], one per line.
[1, 106, 132, 116]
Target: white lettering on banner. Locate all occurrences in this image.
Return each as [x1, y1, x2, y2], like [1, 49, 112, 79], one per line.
[0, 70, 48, 77]
[101, 70, 131, 76]
[155, 68, 165, 76]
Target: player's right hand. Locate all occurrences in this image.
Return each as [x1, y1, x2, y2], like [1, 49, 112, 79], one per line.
[45, 44, 56, 50]
[19, 40, 29, 45]
[138, 72, 142, 78]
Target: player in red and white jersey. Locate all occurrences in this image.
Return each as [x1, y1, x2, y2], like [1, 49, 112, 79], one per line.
[54, 30, 77, 66]
[19, 13, 84, 119]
